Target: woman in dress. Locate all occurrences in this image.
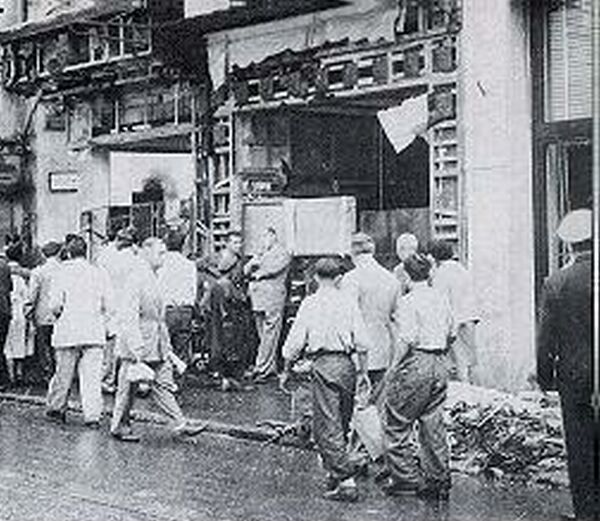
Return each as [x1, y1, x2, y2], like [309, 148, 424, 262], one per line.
[4, 244, 33, 387]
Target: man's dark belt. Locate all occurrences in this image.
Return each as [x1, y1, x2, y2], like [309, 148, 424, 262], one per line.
[412, 347, 448, 355]
[307, 350, 352, 360]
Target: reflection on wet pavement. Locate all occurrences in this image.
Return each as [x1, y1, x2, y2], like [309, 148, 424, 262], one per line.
[0, 401, 570, 521]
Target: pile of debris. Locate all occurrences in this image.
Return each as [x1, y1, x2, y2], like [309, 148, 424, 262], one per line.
[445, 383, 568, 488]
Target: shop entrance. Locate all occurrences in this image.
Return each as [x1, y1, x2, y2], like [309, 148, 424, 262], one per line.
[286, 92, 431, 267]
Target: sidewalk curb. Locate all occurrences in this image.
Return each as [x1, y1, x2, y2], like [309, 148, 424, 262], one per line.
[0, 391, 281, 446]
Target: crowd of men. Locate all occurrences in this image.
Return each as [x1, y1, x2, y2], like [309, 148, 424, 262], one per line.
[0, 209, 593, 517]
[0, 222, 478, 501]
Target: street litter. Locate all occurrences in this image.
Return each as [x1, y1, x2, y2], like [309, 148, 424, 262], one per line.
[445, 382, 567, 488]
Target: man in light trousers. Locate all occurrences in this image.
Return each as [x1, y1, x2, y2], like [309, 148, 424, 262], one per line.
[46, 235, 113, 426]
[110, 237, 205, 442]
[246, 228, 291, 382]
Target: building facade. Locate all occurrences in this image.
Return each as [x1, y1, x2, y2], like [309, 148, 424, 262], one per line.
[0, 0, 593, 390]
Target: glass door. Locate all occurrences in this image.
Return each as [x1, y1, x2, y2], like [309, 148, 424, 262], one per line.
[545, 140, 592, 273]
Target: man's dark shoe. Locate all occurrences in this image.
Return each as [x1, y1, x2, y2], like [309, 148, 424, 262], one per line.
[417, 479, 452, 500]
[323, 480, 359, 502]
[84, 420, 101, 429]
[373, 467, 392, 484]
[381, 477, 419, 496]
[354, 461, 369, 478]
[45, 410, 66, 424]
[324, 474, 338, 492]
[111, 431, 141, 443]
[253, 374, 276, 385]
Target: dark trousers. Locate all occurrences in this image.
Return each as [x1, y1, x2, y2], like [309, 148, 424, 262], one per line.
[383, 350, 450, 485]
[0, 313, 9, 386]
[560, 393, 599, 519]
[34, 325, 55, 383]
[165, 305, 194, 362]
[312, 353, 357, 483]
[209, 287, 253, 379]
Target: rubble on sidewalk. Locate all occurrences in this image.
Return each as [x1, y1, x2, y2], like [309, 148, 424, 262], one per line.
[445, 382, 568, 488]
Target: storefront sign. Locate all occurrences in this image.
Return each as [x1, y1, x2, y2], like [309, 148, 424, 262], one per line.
[48, 170, 79, 192]
[241, 167, 286, 199]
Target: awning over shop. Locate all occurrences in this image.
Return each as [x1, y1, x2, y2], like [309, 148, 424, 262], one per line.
[206, 0, 397, 89]
[156, 0, 347, 86]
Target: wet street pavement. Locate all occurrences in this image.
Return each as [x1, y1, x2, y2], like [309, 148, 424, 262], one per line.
[0, 400, 571, 521]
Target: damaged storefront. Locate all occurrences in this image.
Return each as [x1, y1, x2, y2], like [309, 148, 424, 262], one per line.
[200, 0, 536, 390]
[0, 0, 207, 258]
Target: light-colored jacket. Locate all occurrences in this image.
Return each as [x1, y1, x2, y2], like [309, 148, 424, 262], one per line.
[26, 257, 61, 326]
[98, 246, 144, 337]
[50, 258, 113, 348]
[157, 251, 197, 307]
[342, 255, 402, 371]
[117, 259, 171, 363]
[248, 242, 291, 312]
[431, 259, 479, 326]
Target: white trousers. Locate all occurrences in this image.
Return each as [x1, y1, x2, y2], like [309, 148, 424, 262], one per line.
[46, 345, 104, 423]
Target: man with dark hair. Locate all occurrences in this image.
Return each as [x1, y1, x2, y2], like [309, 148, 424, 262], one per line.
[281, 257, 371, 502]
[210, 230, 251, 391]
[46, 235, 113, 426]
[158, 229, 197, 363]
[428, 239, 479, 383]
[246, 227, 291, 383]
[537, 209, 597, 520]
[26, 241, 62, 384]
[381, 253, 455, 499]
[0, 244, 13, 389]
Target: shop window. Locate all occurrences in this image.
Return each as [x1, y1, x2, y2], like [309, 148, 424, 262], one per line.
[545, 0, 592, 121]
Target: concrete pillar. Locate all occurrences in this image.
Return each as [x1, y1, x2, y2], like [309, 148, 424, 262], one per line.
[461, 0, 535, 390]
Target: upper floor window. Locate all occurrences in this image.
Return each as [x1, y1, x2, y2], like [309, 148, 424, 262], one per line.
[395, 0, 460, 38]
[545, 0, 592, 121]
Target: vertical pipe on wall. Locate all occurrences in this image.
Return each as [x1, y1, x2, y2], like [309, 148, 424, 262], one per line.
[591, 0, 600, 422]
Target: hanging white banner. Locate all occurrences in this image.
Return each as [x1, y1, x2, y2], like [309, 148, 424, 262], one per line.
[377, 94, 429, 154]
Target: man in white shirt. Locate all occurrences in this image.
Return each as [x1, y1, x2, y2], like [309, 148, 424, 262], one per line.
[158, 230, 197, 362]
[26, 241, 62, 384]
[428, 239, 479, 383]
[46, 235, 114, 427]
[381, 254, 455, 499]
[281, 257, 371, 502]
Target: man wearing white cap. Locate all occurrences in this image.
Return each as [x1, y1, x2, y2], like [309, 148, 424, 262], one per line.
[536, 208, 597, 520]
